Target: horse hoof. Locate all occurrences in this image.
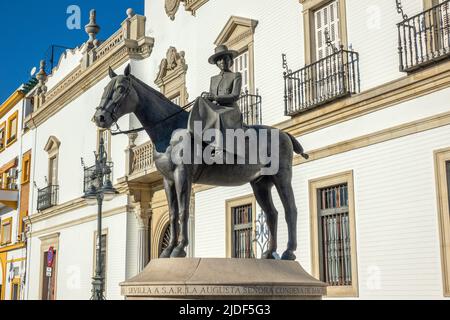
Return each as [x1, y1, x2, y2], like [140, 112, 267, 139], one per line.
[281, 250, 296, 261]
[262, 251, 277, 259]
[170, 247, 187, 258]
[159, 247, 174, 259]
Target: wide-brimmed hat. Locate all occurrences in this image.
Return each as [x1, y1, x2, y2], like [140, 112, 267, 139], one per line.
[208, 44, 238, 64]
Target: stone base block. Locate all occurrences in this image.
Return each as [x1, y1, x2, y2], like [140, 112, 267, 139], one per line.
[121, 258, 326, 300]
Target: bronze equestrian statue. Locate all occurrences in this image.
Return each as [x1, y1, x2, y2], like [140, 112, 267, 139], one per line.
[93, 46, 309, 261]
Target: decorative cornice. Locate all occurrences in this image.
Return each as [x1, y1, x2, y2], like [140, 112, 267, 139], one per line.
[29, 206, 128, 238]
[25, 13, 154, 129]
[27, 180, 130, 224]
[183, 0, 209, 16]
[279, 58, 450, 137]
[214, 16, 259, 46]
[0, 91, 24, 119]
[0, 242, 26, 253]
[38, 232, 60, 241]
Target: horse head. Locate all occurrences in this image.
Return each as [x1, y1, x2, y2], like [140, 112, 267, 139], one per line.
[93, 64, 139, 129]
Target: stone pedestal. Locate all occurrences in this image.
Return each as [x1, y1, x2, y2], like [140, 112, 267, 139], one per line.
[121, 258, 326, 300]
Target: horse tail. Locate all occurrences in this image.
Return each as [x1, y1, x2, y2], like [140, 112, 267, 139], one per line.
[287, 133, 309, 160]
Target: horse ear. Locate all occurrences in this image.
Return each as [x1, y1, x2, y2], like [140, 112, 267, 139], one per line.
[109, 67, 117, 79]
[124, 64, 131, 77]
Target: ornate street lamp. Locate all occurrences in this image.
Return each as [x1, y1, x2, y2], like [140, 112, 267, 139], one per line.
[82, 137, 118, 300]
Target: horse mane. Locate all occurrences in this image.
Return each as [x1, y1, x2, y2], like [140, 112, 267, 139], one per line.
[129, 74, 189, 153]
[130, 75, 186, 114]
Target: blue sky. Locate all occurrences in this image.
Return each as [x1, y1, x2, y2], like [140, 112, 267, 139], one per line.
[0, 0, 144, 103]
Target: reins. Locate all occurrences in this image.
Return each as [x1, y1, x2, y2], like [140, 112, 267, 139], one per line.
[105, 77, 193, 136]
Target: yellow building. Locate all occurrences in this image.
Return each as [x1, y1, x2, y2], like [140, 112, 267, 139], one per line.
[0, 87, 33, 300]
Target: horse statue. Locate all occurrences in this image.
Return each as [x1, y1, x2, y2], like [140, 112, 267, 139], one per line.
[93, 64, 309, 261]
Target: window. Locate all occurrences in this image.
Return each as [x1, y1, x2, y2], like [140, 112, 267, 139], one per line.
[10, 277, 20, 300]
[301, 0, 348, 64]
[317, 184, 351, 286]
[309, 171, 358, 297]
[314, 1, 340, 60]
[0, 122, 5, 152]
[1, 218, 13, 245]
[93, 230, 108, 293]
[21, 152, 31, 184]
[226, 195, 256, 258]
[48, 156, 57, 186]
[231, 204, 253, 258]
[159, 224, 171, 256]
[215, 16, 258, 94]
[44, 136, 60, 187]
[434, 148, 450, 296]
[6, 111, 18, 146]
[233, 51, 249, 93]
[170, 94, 181, 106]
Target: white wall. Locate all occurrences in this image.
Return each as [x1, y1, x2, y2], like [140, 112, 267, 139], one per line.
[30, 63, 131, 214]
[195, 122, 450, 299]
[140, 0, 430, 134]
[27, 211, 128, 300]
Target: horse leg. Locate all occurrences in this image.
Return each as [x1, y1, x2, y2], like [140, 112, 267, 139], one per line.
[274, 173, 298, 261]
[160, 179, 179, 258]
[251, 178, 278, 259]
[170, 165, 192, 258]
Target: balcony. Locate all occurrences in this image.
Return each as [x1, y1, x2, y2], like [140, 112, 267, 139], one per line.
[283, 48, 360, 116]
[398, 0, 450, 72]
[125, 140, 159, 184]
[37, 185, 58, 212]
[83, 161, 114, 193]
[238, 90, 262, 126]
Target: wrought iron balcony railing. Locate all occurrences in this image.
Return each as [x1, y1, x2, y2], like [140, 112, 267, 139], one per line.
[83, 162, 114, 193]
[37, 185, 59, 212]
[238, 90, 262, 126]
[283, 48, 360, 116]
[398, 0, 450, 72]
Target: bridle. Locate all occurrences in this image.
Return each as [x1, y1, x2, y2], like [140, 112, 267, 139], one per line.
[96, 76, 133, 135]
[96, 75, 194, 136]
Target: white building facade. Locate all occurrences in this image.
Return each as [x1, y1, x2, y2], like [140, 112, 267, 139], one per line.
[23, 10, 154, 300]
[130, 0, 450, 299]
[18, 0, 450, 300]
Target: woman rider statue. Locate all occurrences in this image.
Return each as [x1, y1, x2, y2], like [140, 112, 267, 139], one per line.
[187, 45, 243, 157]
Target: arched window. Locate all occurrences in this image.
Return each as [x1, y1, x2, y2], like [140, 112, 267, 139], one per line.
[158, 223, 172, 257]
[43, 136, 61, 187]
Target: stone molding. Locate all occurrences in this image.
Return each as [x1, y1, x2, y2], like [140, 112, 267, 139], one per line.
[29, 206, 128, 238]
[0, 91, 24, 119]
[26, 180, 130, 224]
[165, 0, 182, 20]
[183, 0, 209, 16]
[155, 47, 189, 104]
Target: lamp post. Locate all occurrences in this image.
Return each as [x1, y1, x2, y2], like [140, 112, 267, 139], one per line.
[82, 137, 118, 300]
